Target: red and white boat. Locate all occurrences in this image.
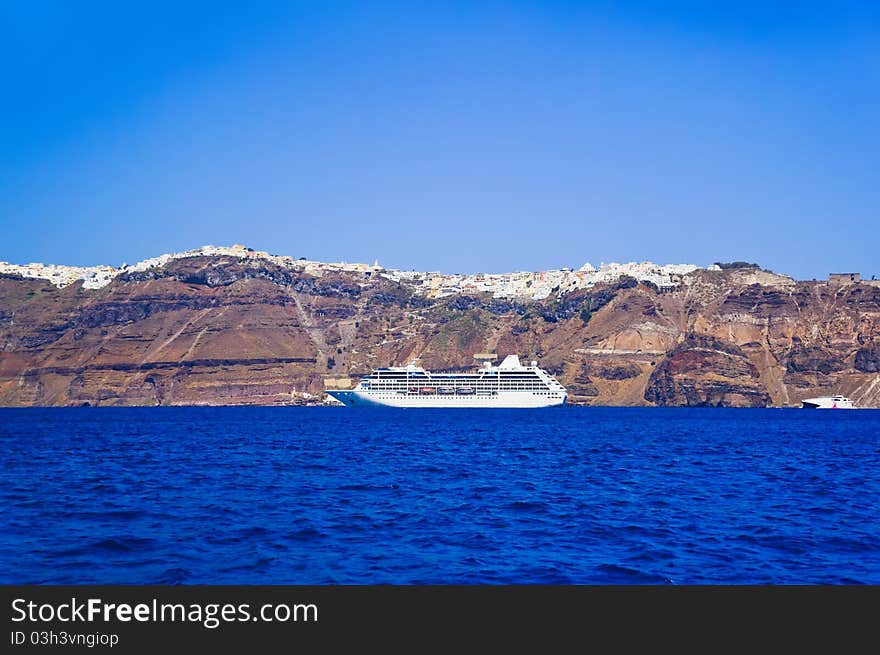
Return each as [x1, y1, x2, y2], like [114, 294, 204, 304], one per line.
[801, 395, 855, 409]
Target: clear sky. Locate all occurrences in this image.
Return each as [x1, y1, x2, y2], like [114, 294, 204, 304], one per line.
[2, 1, 878, 279]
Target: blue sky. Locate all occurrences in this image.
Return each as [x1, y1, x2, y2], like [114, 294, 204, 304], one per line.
[1, 1, 878, 279]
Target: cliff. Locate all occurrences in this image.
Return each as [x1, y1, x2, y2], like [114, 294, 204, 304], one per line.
[1, 256, 879, 407]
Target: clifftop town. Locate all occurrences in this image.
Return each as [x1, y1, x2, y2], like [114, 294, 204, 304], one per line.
[1, 243, 717, 298]
[1, 245, 878, 408]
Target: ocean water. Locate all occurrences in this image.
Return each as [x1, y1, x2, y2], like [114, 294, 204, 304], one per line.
[1, 407, 878, 584]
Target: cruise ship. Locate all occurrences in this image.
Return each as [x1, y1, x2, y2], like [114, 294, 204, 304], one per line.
[326, 355, 567, 408]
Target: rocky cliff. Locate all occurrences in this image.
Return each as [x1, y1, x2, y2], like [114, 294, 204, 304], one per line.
[2, 256, 879, 407]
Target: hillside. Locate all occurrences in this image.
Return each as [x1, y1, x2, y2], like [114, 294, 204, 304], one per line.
[1, 253, 879, 407]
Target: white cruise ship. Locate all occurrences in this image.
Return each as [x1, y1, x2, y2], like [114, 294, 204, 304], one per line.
[326, 355, 567, 408]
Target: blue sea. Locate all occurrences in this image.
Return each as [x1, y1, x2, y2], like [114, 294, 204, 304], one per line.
[1, 407, 878, 584]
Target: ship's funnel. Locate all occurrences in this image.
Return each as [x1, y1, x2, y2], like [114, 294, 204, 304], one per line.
[498, 355, 523, 369]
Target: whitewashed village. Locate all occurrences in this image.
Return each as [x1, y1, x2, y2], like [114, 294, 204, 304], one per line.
[0, 244, 730, 299]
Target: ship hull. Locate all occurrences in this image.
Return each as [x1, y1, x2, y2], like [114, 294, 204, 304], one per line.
[801, 399, 855, 409]
[327, 390, 566, 408]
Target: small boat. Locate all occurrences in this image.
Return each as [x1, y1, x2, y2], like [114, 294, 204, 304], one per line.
[437, 387, 455, 395]
[801, 395, 855, 409]
[419, 387, 436, 395]
[456, 388, 475, 395]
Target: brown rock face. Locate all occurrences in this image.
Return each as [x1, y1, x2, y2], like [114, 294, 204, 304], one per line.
[855, 347, 880, 373]
[1, 258, 879, 407]
[644, 336, 771, 407]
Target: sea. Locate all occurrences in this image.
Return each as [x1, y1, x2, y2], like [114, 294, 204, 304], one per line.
[1, 407, 878, 584]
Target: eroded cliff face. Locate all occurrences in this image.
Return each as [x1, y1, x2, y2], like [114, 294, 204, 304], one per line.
[643, 335, 771, 407]
[1, 258, 878, 407]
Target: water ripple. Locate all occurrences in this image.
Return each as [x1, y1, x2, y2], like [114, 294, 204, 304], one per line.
[0, 406, 878, 584]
